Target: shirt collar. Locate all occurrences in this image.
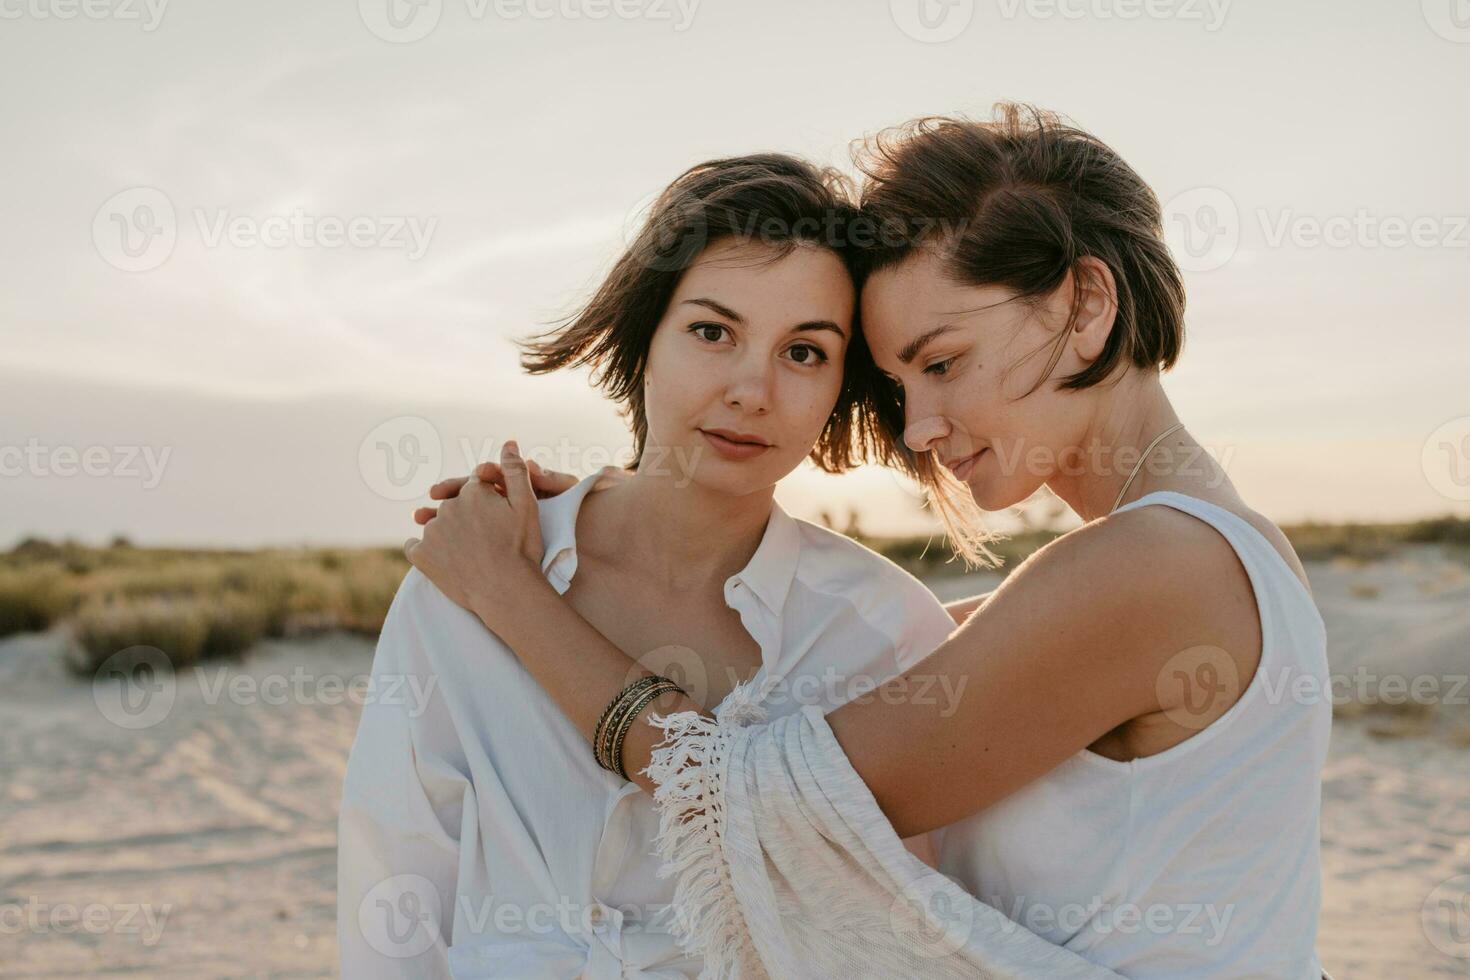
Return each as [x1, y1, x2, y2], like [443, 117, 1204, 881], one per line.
[536, 466, 618, 580]
[724, 499, 802, 615]
[538, 468, 803, 615]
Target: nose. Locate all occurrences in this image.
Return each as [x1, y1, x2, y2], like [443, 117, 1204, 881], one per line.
[903, 414, 950, 453]
[722, 351, 773, 415]
[900, 388, 951, 453]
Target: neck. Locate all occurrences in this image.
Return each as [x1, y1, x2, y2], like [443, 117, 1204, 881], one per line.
[1047, 372, 1185, 523]
[579, 460, 777, 592]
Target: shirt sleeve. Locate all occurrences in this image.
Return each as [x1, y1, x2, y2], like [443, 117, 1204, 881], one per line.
[337, 569, 470, 979]
[888, 568, 958, 673]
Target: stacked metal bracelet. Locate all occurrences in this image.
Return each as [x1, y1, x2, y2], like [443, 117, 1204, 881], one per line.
[593, 675, 686, 780]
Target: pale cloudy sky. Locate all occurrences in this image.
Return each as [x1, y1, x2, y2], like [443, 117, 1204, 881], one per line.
[2, 0, 1467, 548]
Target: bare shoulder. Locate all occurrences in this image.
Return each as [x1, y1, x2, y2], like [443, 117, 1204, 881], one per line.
[1014, 505, 1250, 613]
[997, 505, 1267, 750]
[1000, 503, 1266, 671]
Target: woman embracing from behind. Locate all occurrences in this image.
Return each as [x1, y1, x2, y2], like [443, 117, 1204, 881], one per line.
[336, 151, 1076, 978]
[410, 104, 1331, 978]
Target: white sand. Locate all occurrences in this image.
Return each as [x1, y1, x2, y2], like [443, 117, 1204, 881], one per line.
[1, 550, 1467, 977]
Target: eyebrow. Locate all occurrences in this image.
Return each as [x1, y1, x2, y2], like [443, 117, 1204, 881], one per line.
[897, 325, 957, 365]
[792, 320, 847, 340]
[682, 297, 744, 322]
[896, 295, 1023, 363]
[681, 297, 848, 340]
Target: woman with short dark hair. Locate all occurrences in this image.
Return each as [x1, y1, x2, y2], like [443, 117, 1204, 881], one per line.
[409, 104, 1330, 977]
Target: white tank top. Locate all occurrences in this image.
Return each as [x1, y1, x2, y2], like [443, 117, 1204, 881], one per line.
[932, 491, 1331, 978]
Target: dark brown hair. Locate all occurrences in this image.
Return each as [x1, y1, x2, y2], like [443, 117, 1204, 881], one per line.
[517, 154, 900, 474]
[855, 102, 1188, 564]
[858, 102, 1186, 390]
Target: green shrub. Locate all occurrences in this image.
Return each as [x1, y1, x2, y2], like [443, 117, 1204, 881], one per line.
[69, 596, 210, 673]
[199, 592, 272, 659]
[0, 565, 76, 637]
[336, 550, 408, 634]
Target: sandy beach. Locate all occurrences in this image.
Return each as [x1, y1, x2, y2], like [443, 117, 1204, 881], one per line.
[2, 549, 1467, 977]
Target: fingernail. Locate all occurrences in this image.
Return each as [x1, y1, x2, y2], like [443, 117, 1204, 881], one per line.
[505, 440, 520, 456]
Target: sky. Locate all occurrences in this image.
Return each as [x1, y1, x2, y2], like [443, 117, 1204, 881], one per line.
[2, 0, 1468, 548]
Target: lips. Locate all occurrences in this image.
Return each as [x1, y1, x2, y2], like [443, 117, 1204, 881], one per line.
[943, 447, 987, 481]
[700, 428, 770, 446]
[699, 428, 774, 462]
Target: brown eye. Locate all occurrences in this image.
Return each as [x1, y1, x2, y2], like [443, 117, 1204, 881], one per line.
[690, 323, 729, 343]
[786, 343, 828, 366]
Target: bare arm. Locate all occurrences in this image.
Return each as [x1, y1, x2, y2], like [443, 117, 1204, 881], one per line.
[408, 444, 1222, 839]
[943, 591, 992, 625]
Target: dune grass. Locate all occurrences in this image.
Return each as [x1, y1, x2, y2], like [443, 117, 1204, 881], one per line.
[0, 538, 408, 674]
[3, 513, 1466, 674]
[864, 514, 1470, 578]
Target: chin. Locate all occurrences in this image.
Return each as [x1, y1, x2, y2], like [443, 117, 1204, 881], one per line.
[687, 461, 777, 498]
[964, 474, 1035, 512]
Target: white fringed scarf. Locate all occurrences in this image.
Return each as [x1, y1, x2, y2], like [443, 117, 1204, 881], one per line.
[642, 683, 1125, 980]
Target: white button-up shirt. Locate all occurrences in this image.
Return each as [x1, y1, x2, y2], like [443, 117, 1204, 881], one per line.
[337, 468, 956, 978]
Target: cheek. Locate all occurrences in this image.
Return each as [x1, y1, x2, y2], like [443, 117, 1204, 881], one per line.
[945, 364, 1011, 432]
[641, 351, 704, 437]
[781, 368, 843, 434]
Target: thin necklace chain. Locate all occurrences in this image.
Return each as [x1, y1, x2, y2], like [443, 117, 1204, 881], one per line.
[1108, 422, 1186, 515]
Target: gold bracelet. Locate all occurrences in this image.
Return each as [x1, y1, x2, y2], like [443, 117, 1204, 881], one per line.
[595, 676, 671, 773]
[594, 676, 663, 770]
[599, 679, 677, 776]
[608, 680, 683, 779]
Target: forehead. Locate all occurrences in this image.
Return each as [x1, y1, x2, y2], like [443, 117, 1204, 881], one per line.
[861, 250, 1019, 370]
[860, 250, 961, 362]
[672, 239, 855, 322]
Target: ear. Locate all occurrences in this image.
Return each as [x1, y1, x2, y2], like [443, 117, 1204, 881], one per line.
[1068, 256, 1119, 364]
